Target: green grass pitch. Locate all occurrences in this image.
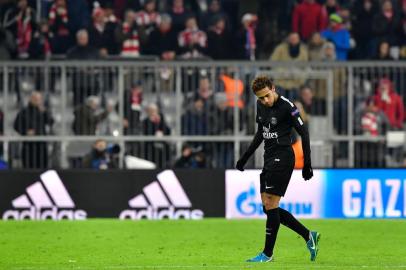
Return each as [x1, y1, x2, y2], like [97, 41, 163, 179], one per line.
[1, 219, 405, 270]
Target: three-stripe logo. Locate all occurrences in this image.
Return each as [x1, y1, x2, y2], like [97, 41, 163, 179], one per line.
[2, 170, 87, 220]
[119, 170, 204, 220]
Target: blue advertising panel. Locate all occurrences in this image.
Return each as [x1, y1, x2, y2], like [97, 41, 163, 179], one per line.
[324, 169, 406, 218]
[226, 169, 406, 219]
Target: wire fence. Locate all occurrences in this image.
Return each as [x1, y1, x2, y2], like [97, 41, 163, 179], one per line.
[0, 61, 405, 169]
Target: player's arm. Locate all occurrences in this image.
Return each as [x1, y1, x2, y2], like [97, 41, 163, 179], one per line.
[290, 106, 313, 180]
[236, 124, 263, 171]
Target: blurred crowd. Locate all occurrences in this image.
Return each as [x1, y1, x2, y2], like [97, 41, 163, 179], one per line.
[0, 0, 406, 61]
[0, 67, 403, 170]
[0, 0, 406, 170]
[0, 70, 252, 169]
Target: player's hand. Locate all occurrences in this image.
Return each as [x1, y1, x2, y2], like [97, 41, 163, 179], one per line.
[236, 158, 247, 171]
[302, 164, 313, 180]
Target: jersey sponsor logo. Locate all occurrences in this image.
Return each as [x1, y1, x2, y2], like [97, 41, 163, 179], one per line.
[119, 170, 204, 220]
[2, 170, 87, 220]
[262, 124, 278, 139]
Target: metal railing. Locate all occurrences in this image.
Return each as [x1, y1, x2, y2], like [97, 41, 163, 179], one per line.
[0, 61, 405, 169]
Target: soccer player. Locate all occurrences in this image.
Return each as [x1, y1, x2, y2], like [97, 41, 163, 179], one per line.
[236, 76, 320, 262]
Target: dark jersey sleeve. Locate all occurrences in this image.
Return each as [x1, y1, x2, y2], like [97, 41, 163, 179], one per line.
[241, 124, 263, 161]
[290, 105, 311, 166]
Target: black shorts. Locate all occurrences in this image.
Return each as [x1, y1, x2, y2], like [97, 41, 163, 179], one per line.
[260, 147, 295, 196]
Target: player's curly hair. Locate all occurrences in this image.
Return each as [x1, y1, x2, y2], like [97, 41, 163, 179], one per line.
[251, 76, 274, 94]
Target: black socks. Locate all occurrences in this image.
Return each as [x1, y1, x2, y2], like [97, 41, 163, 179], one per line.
[262, 207, 310, 257]
[263, 208, 280, 257]
[279, 207, 310, 242]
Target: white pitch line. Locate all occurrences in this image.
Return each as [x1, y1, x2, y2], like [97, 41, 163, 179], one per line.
[104, 265, 406, 269]
[11, 265, 406, 270]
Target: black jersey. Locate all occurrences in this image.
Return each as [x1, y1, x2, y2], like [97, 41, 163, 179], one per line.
[241, 95, 311, 169]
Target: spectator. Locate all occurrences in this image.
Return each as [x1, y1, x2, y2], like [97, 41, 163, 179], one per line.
[48, 0, 71, 54]
[318, 41, 348, 134]
[235, 13, 258, 60]
[3, 0, 36, 58]
[271, 32, 309, 99]
[14, 91, 54, 169]
[102, 3, 120, 54]
[147, 14, 177, 60]
[323, 0, 340, 18]
[255, 0, 285, 59]
[103, 2, 119, 25]
[218, 70, 244, 110]
[88, 7, 116, 56]
[354, 97, 389, 167]
[66, 29, 99, 59]
[169, 0, 192, 34]
[135, 0, 161, 45]
[67, 29, 100, 105]
[0, 27, 16, 60]
[184, 77, 217, 133]
[72, 96, 110, 135]
[292, 86, 313, 169]
[375, 40, 394, 60]
[124, 84, 143, 135]
[357, 97, 390, 136]
[28, 20, 52, 59]
[296, 85, 314, 117]
[271, 32, 309, 62]
[321, 41, 336, 61]
[292, 0, 327, 41]
[177, 15, 207, 59]
[142, 103, 171, 167]
[308, 32, 327, 61]
[98, 99, 121, 136]
[352, 0, 379, 59]
[372, 78, 404, 130]
[181, 98, 208, 135]
[200, 0, 229, 31]
[207, 16, 231, 59]
[212, 92, 234, 167]
[321, 14, 350, 60]
[338, 5, 351, 31]
[82, 139, 118, 169]
[115, 10, 141, 57]
[372, 0, 401, 49]
[143, 103, 171, 135]
[173, 144, 206, 168]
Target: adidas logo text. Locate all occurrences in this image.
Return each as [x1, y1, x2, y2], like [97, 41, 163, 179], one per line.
[2, 170, 87, 220]
[119, 170, 204, 220]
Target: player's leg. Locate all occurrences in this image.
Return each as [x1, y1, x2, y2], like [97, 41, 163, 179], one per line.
[261, 192, 281, 258]
[246, 192, 280, 263]
[279, 207, 309, 241]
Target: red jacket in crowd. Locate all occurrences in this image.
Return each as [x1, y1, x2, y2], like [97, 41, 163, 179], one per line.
[292, 1, 327, 40]
[373, 78, 404, 129]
